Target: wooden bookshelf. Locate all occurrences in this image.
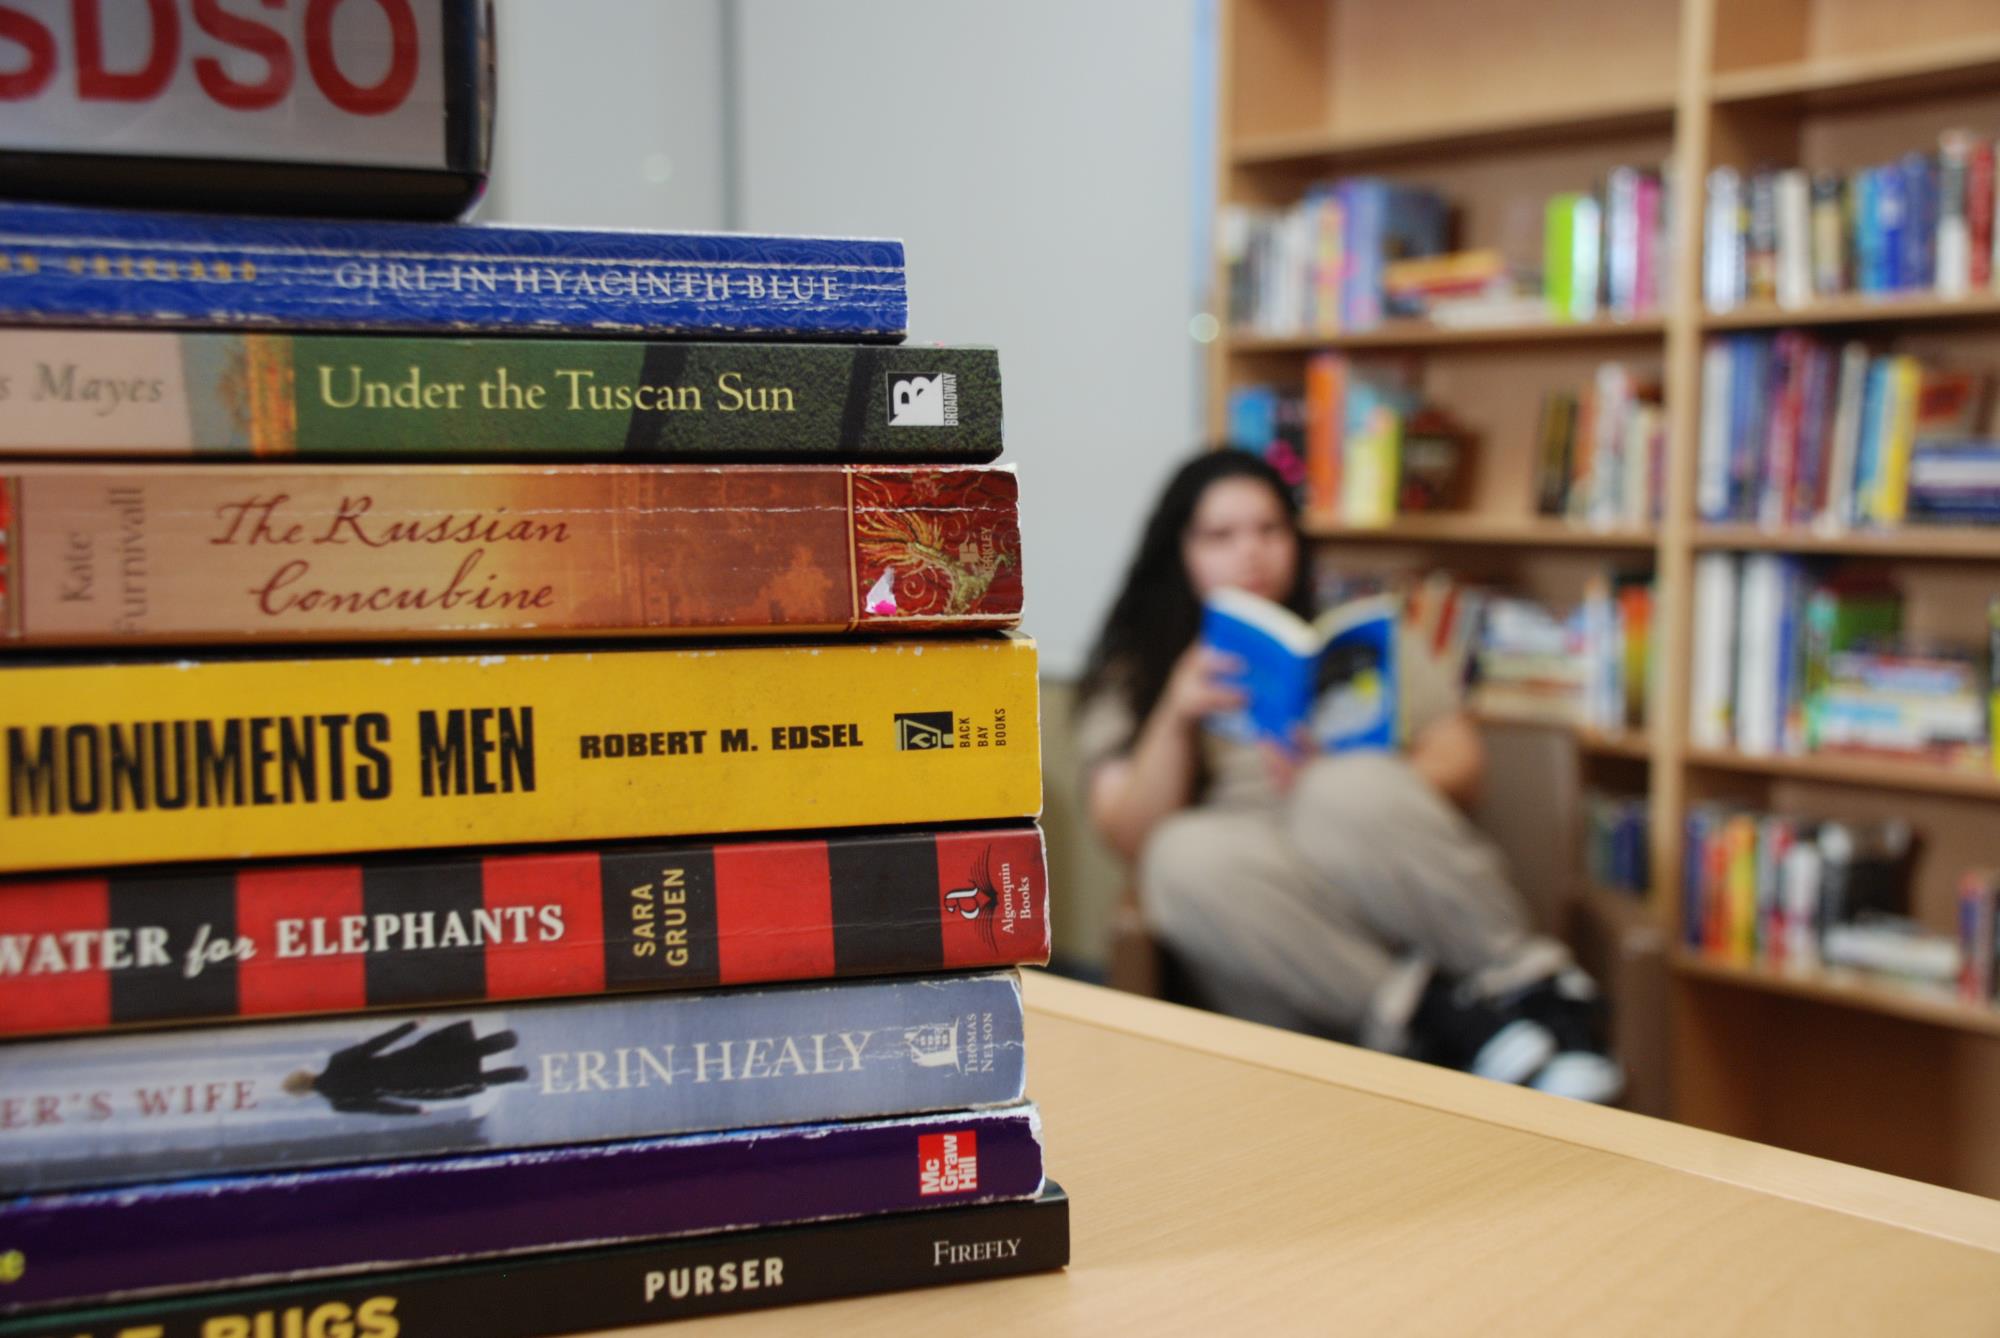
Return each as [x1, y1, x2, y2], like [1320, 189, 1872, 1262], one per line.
[1686, 747, 2000, 800]
[1213, 0, 2000, 1197]
[1704, 291, 2000, 330]
[1691, 525, 2000, 559]
[1467, 708, 1653, 759]
[1227, 315, 1666, 352]
[1301, 513, 1656, 549]
[1231, 96, 1677, 169]
[1674, 952, 2000, 1039]
[1709, 31, 2000, 110]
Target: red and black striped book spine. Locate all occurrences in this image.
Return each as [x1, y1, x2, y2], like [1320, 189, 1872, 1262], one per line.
[0, 825, 1047, 1039]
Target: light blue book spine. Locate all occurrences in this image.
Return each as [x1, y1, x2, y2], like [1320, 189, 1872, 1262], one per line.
[0, 201, 906, 338]
[0, 971, 1024, 1194]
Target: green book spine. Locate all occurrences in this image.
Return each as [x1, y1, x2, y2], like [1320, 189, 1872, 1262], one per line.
[0, 332, 1000, 460]
[1545, 195, 1578, 319]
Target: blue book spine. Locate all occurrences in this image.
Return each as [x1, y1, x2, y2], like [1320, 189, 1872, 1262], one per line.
[1343, 180, 1386, 330]
[1727, 337, 1768, 520]
[0, 972, 1026, 1195]
[1853, 360, 1889, 524]
[1856, 170, 1881, 292]
[0, 202, 907, 338]
[0, 1104, 1045, 1314]
[1908, 152, 1938, 290]
[1683, 811, 1710, 948]
[1227, 385, 1280, 450]
[1876, 166, 1906, 291]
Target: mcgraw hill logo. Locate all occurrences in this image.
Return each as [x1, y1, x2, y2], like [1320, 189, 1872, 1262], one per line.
[895, 712, 954, 751]
[886, 372, 958, 427]
[918, 1131, 978, 1195]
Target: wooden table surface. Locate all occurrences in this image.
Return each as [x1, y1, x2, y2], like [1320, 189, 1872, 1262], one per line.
[664, 971, 2000, 1336]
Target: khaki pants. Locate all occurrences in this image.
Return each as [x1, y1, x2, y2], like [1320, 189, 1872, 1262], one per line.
[1137, 751, 1553, 1039]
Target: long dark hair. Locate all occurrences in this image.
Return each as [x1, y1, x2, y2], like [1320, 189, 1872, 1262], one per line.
[1077, 449, 1312, 731]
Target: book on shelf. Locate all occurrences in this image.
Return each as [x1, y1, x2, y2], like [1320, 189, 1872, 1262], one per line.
[1, 971, 1028, 1193]
[1220, 164, 1665, 335]
[0, 331, 1002, 460]
[0, 825, 1049, 1039]
[1695, 331, 1993, 530]
[1199, 590, 1400, 753]
[0, 634, 1042, 873]
[1470, 575, 1651, 733]
[1530, 362, 1664, 527]
[0, 1103, 1047, 1315]
[0, 0, 493, 221]
[1961, 871, 2000, 1003]
[1584, 791, 1650, 896]
[0, 462, 1022, 645]
[1705, 131, 2000, 310]
[1692, 561, 1992, 767]
[1681, 806, 1921, 971]
[1544, 192, 1601, 323]
[0, 1187, 1070, 1338]
[1229, 362, 1475, 525]
[0, 201, 908, 339]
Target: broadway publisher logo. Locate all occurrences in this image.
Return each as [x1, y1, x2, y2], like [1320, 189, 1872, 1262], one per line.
[895, 711, 954, 750]
[887, 372, 959, 427]
[919, 1131, 978, 1195]
[904, 1020, 962, 1070]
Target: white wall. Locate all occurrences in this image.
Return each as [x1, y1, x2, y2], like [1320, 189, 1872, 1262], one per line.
[736, 0, 1205, 677]
[484, 0, 727, 231]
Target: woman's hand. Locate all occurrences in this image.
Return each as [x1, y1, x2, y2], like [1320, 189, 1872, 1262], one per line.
[1160, 644, 1246, 727]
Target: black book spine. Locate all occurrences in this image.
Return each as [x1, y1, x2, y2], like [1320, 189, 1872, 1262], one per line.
[0, 1188, 1070, 1337]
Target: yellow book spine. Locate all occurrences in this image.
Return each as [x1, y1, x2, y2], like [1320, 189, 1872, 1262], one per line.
[0, 636, 1041, 873]
[1726, 816, 1758, 964]
[1876, 356, 1922, 526]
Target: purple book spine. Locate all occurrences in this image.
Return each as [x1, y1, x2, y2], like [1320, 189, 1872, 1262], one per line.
[0, 1105, 1042, 1314]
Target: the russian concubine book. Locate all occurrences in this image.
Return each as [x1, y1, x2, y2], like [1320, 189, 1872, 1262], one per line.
[0, 464, 1022, 643]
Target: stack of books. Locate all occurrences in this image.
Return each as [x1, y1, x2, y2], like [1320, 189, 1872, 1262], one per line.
[1691, 561, 1995, 772]
[0, 14, 1066, 1337]
[1696, 333, 1992, 529]
[1469, 577, 1652, 734]
[1705, 131, 2000, 310]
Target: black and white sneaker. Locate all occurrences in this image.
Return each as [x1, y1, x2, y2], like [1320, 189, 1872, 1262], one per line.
[1510, 969, 1625, 1105]
[1408, 969, 1558, 1085]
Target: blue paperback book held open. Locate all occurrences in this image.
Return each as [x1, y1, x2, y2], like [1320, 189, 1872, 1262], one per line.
[1200, 590, 1399, 752]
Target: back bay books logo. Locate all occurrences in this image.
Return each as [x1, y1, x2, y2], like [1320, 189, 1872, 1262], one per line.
[886, 372, 958, 427]
[894, 711, 954, 751]
[918, 1130, 978, 1195]
[904, 1019, 962, 1069]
